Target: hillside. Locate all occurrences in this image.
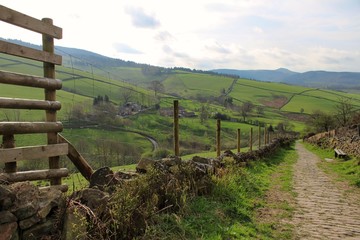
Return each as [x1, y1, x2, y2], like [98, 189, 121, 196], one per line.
[213, 68, 298, 82]
[213, 68, 360, 93]
[2, 39, 360, 164]
[2, 42, 360, 120]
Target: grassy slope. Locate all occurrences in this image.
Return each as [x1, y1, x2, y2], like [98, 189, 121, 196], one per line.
[1, 52, 359, 160]
[230, 79, 305, 105]
[164, 71, 234, 98]
[0, 54, 154, 106]
[142, 145, 298, 239]
[303, 142, 360, 187]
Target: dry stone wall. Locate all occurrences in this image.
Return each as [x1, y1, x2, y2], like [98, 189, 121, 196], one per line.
[305, 125, 360, 157]
[0, 138, 293, 240]
[0, 182, 64, 240]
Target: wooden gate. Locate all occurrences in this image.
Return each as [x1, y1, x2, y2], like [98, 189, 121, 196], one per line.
[0, 5, 92, 191]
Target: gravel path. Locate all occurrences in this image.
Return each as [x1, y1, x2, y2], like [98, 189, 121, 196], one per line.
[292, 142, 360, 239]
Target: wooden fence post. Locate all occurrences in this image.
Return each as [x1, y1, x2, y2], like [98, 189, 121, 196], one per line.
[249, 127, 253, 152]
[268, 131, 271, 143]
[3, 134, 16, 173]
[237, 128, 241, 153]
[42, 18, 60, 185]
[264, 124, 267, 145]
[173, 100, 179, 156]
[258, 125, 261, 148]
[216, 119, 221, 157]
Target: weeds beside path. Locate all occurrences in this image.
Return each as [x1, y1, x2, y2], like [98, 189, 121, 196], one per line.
[141, 144, 298, 239]
[292, 142, 360, 239]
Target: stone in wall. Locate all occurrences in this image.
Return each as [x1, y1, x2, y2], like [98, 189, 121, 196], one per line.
[0, 182, 65, 240]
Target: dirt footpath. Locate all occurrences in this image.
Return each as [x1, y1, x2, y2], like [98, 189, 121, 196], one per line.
[292, 142, 360, 239]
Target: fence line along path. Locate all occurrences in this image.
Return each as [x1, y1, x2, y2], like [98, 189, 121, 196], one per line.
[292, 142, 360, 239]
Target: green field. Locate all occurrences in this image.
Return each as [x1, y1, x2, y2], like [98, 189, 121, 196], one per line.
[1, 51, 359, 167]
[164, 72, 234, 98]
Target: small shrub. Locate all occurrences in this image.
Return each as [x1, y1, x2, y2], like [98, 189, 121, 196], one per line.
[152, 148, 171, 159]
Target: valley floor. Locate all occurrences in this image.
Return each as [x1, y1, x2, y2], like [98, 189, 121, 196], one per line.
[291, 142, 360, 239]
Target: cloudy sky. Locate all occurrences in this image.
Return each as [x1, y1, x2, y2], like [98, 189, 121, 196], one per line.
[1, 0, 359, 72]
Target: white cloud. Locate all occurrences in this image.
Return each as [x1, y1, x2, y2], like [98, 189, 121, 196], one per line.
[154, 31, 174, 42]
[113, 43, 142, 54]
[0, 0, 359, 72]
[253, 27, 264, 34]
[124, 6, 160, 29]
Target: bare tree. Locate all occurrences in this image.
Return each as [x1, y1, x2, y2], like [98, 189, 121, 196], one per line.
[240, 101, 254, 121]
[277, 121, 294, 132]
[256, 105, 264, 116]
[120, 88, 134, 104]
[335, 97, 354, 127]
[199, 104, 209, 124]
[308, 110, 335, 132]
[149, 80, 165, 97]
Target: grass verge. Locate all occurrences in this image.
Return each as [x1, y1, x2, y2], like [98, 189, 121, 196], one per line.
[141, 144, 297, 239]
[303, 142, 360, 187]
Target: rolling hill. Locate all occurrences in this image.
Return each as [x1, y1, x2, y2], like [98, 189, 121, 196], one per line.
[1, 39, 360, 158]
[213, 68, 360, 93]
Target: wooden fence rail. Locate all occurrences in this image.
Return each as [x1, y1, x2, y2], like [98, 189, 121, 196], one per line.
[0, 71, 63, 89]
[0, 97, 62, 110]
[0, 6, 93, 190]
[0, 122, 63, 135]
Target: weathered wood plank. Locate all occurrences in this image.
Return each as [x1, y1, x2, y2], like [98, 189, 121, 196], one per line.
[173, 100, 179, 156]
[0, 143, 68, 163]
[0, 122, 63, 135]
[0, 40, 62, 65]
[0, 97, 61, 110]
[237, 128, 241, 153]
[0, 70, 62, 89]
[58, 134, 93, 181]
[3, 134, 16, 173]
[0, 5, 62, 39]
[216, 119, 221, 157]
[42, 18, 61, 186]
[0, 168, 69, 182]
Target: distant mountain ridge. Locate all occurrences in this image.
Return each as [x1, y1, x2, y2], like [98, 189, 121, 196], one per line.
[213, 68, 360, 92]
[212, 68, 298, 82]
[0, 38, 147, 69]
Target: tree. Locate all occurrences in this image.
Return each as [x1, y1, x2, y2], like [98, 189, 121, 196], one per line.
[308, 110, 335, 132]
[149, 80, 165, 97]
[141, 65, 162, 76]
[268, 124, 274, 132]
[71, 103, 86, 120]
[277, 121, 294, 132]
[240, 101, 254, 121]
[350, 111, 360, 125]
[256, 105, 264, 116]
[224, 96, 233, 108]
[93, 101, 117, 124]
[199, 104, 209, 124]
[93, 95, 104, 105]
[120, 88, 134, 104]
[334, 97, 354, 127]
